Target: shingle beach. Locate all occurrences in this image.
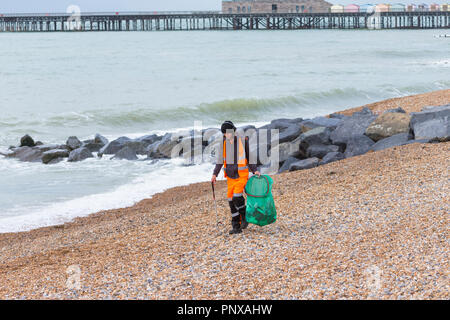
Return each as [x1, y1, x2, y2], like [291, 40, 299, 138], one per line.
[0, 90, 448, 300]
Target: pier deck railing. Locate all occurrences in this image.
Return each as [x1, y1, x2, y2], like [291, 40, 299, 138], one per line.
[0, 11, 449, 31]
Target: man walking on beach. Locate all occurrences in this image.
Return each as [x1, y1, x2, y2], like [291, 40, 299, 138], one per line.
[211, 121, 260, 235]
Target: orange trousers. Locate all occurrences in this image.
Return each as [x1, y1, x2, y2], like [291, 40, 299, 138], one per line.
[226, 174, 249, 200]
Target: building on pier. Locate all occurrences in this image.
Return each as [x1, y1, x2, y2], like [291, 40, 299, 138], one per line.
[430, 3, 440, 11]
[390, 4, 406, 12]
[222, 0, 332, 14]
[344, 4, 360, 13]
[375, 4, 390, 12]
[417, 4, 429, 11]
[406, 4, 416, 11]
[359, 4, 375, 12]
[330, 4, 344, 13]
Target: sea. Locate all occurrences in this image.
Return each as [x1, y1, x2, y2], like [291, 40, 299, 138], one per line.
[0, 29, 448, 233]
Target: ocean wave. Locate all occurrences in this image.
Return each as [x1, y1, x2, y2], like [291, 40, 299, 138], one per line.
[407, 59, 450, 67]
[1, 84, 449, 132]
[0, 159, 214, 233]
[358, 49, 438, 59]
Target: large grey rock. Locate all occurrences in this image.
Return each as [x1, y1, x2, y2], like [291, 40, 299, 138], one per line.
[178, 135, 205, 162]
[279, 141, 294, 163]
[47, 157, 65, 165]
[271, 118, 303, 126]
[260, 118, 303, 131]
[20, 134, 35, 147]
[329, 113, 349, 120]
[300, 117, 342, 131]
[344, 135, 375, 158]
[181, 144, 204, 164]
[365, 112, 411, 142]
[293, 127, 332, 155]
[353, 107, 374, 117]
[42, 149, 69, 164]
[289, 157, 320, 172]
[134, 134, 162, 152]
[34, 144, 60, 153]
[258, 123, 302, 145]
[98, 136, 132, 156]
[278, 156, 301, 173]
[147, 133, 182, 159]
[68, 147, 94, 162]
[66, 136, 82, 150]
[384, 107, 406, 114]
[248, 140, 271, 166]
[402, 139, 431, 145]
[320, 152, 345, 165]
[370, 133, 410, 152]
[270, 140, 301, 164]
[83, 141, 104, 153]
[203, 129, 223, 159]
[278, 124, 302, 144]
[179, 135, 203, 147]
[83, 134, 109, 153]
[429, 136, 450, 143]
[302, 126, 332, 145]
[112, 146, 138, 160]
[331, 112, 377, 146]
[119, 134, 162, 156]
[423, 104, 450, 112]
[307, 144, 340, 159]
[235, 125, 256, 139]
[203, 128, 222, 144]
[94, 134, 109, 146]
[6, 146, 43, 162]
[410, 104, 450, 140]
[58, 144, 72, 152]
[258, 119, 303, 144]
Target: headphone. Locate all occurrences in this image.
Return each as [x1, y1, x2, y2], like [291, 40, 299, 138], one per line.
[221, 120, 236, 133]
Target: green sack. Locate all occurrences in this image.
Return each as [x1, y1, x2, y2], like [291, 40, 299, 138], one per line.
[245, 175, 277, 227]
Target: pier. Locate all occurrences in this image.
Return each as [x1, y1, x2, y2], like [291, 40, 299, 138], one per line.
[0, 11, 449, 32]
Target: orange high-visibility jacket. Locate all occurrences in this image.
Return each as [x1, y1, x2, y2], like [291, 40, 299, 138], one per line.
[223, 136, 249, 179]
[213, 136, 257, 180]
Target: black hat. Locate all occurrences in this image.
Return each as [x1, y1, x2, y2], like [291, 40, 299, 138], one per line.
[221, 121, 236, 133]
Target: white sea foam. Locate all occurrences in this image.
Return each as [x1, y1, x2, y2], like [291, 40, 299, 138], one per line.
[0, 159, 215, 233]
[408, 59, 450, 67]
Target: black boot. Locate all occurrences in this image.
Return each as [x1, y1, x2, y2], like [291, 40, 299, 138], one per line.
[229, 227, 242, 235]
[233, 195, 248, 230]
[240, 210, 249, 230]
[229, 214, 242, 235]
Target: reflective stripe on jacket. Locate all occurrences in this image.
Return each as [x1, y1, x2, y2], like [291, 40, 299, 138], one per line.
[223, 136, 249, 179]
[212, 135, 258, 179]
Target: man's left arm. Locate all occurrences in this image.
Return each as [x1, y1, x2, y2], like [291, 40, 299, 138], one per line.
[245, 137, 259, 174]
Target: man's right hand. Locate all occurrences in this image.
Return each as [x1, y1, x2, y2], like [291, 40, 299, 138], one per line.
[211, 175, 217, 185]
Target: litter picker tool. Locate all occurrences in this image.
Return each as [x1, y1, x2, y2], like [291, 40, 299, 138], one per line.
[211, 182, 223, 233]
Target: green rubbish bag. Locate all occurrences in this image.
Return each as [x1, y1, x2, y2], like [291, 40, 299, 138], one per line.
[245, 175, 277, 227]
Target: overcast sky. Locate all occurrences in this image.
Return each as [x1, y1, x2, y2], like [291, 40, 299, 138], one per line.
[0, 1, 441, 13]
